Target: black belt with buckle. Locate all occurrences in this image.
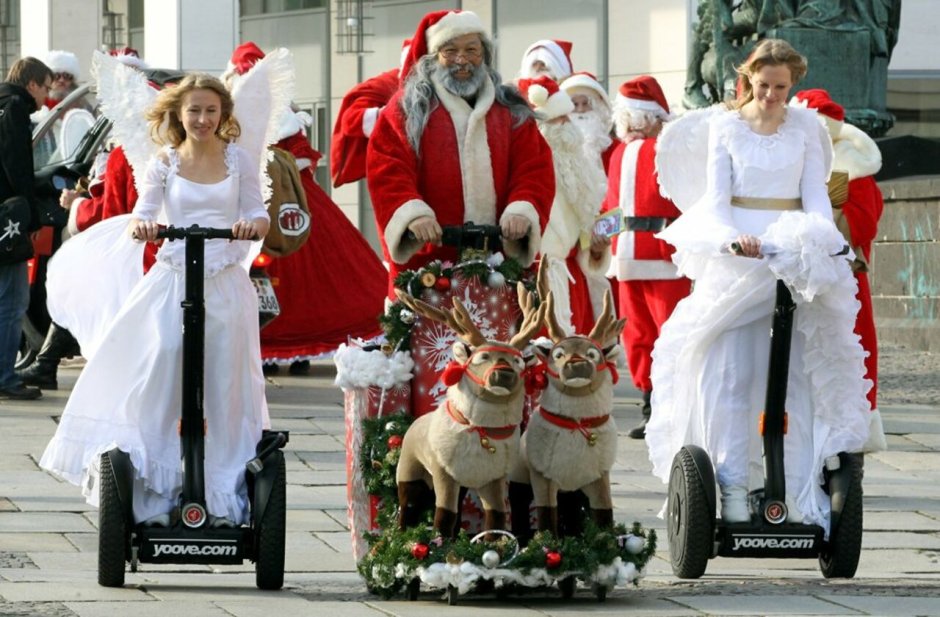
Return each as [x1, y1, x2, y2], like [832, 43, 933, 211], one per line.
[624, 216, 674, 232]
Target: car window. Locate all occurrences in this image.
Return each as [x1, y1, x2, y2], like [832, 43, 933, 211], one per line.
[32, 88, 100, 171]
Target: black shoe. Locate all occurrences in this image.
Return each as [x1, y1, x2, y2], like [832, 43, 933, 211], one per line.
[16, 362, 58, 390]
[628, 389, 652, 439]
[627, 420, 647, 439]
[262, 363, 280, 376]
[0, 384, 42, 400]
[289, 360, 310, 375]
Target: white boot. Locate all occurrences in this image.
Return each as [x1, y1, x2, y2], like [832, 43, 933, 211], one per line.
[785, 494, 804, 523]
[720, 485, 750, 523]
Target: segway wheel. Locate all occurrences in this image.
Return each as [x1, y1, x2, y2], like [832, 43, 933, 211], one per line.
[447, 584, 459, 605]
[668, 447, 714, 579]
[406, 577, 420, 600]
[255, 452, 287, 590]
[819, 455, 863, 578]
[97, 453, 128, 587]
[558, 575, 576, 599]
[592, 582, 608, 602]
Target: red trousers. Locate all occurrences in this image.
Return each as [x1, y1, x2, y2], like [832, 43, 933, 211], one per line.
[855, 271, 878, 410]
[618, 278, 691, 391]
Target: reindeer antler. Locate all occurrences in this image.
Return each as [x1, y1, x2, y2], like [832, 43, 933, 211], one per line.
[395, 289, 487, 347]
[510, 283, 548, 349]
[587, 290, 626, 347]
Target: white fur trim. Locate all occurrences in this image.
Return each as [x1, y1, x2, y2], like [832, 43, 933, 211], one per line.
[384, 198, 435, 264]
[276, 109, 311, 142]
[426, 11, 486, 53]
[528, 84, 548, 106]
[536, 91, 575, 121]
[614, 92, 670, 120]
[430, 72, 498, 227]
[294, 157, 311, 171]
[833, 123, 882, 180]
[362, 106, 380, 138]
[501, 201, 541, 266]
[863, 408, 888, 453]
[45, 50, 80, 78]
[519, 40, 572, 80]
[113, 53, 148, 70]
[560, 74, 610, 108]
[67, 197, 85, 236]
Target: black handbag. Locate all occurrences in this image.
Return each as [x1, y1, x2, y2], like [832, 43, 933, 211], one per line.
[0, 196, 34, 265]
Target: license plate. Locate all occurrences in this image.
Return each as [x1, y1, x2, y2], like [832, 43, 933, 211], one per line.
[252, 276, 280, 317]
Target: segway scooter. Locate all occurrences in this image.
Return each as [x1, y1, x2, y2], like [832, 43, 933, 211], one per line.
[97, 225, 289, 589]
[667, 244, 863, 580]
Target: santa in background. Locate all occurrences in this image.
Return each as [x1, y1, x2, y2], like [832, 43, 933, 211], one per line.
[330, 40, 410, 188]
[518, 39, 574, 82]
[604, 75, 690, 439]
[559, 71, 617, 173]
[224, 42, 386, 372]
[42, 50, 82, 109]
[792, 88, 887, 452]
[518, 75, 609, 335]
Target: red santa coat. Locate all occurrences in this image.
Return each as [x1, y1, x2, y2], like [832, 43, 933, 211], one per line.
[367, 76, 554, 289]
[261, 131, 386, 361]
[604, 137, 681, 280]
[330, 69, 399, 188]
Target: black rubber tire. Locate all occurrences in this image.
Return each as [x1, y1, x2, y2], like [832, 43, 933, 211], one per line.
[255, 453, 287, 590]
[668, 447, 714, 579]
[558, 576, 576, 599]
[819, 456, 863, 578]
[97, 453, 127, 587]
[447, 584, 459, 605]
[407, 577, 420, 600]
[592, 582, 607, 602]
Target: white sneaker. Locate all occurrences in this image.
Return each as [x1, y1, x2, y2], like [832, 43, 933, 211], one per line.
[141, 513, 170, 527]
[785, 495, 804, 523]
[720, 486, 750, 523]
[209, 515, 237, 528]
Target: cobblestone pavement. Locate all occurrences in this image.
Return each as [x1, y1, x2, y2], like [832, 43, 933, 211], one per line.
[0, 341, 938, 616]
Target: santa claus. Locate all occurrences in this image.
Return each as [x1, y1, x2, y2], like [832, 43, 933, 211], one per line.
[367, 10, 554, 292]
[604, 75, 690, 439]
[223, 42, 387, 370]
[518, 39, 574, 82]
[792, 88, 887, 452]
[518, 75, 609, 335]
[559, 71, 617, 173]
[42, 50, 81, 109]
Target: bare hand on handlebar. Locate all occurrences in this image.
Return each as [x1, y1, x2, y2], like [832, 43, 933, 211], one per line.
[408, 216, 443, 246]
[232, 217, 269, 241]
[500, 214, 530, 241]
[130, 218, 161, 242]
[731, 234, 761, 258]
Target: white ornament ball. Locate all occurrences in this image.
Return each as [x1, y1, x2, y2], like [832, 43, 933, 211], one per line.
[487, 271, 506, 288]
[400, 309, 415, 324]
[384, 421, 398, 432]
[481, 549, 500, 568]
[625, 534, 645, 555]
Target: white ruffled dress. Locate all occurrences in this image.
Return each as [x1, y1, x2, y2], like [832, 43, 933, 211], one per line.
[646, 106, 871, 533]
[40, 143, 270, 525]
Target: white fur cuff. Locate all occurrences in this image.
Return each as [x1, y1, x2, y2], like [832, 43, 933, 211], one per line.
[363, 107, 380, 138]
[385, 198, 436, 264]
[501, 201, 542, 266]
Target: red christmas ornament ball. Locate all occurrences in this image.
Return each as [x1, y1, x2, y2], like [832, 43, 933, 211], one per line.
[411, 543, 429, 560]
[434, 276, 452, 292]
[545, 550, 562, 569]
[387, 435, 403, 450]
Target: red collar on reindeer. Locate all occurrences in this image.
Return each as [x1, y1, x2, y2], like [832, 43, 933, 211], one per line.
[441, 345, 524, 387]
[542, 338, 619, 385]
[445, 400, 517, 453]
[539, 407, 610, 445]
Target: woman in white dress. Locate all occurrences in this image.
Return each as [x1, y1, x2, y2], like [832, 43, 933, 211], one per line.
[40, 74, 271, 527]
[645, 39, 870, 531]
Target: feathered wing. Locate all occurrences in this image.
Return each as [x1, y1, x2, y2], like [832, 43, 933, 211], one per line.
[91, 50, 160, 196]
[229, 47, 296, 205]
[654, 105, 725, 212]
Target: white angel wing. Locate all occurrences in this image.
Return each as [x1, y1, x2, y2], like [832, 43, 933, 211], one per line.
[229, 47, 296, 205]
[91, 50, 160, 195]
[654, 105, 725, 212]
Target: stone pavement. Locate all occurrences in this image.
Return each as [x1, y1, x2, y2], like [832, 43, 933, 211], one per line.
[1, 344, 939, 616]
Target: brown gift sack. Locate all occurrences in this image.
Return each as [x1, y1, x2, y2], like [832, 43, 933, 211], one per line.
[262, 147, 312, 257]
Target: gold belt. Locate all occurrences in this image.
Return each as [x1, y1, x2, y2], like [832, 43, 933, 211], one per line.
[731, 196, 802, 211]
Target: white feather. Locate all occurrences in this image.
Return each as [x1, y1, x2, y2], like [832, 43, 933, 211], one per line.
[654, 105, 724, 212]
[229, 48, 296, 205]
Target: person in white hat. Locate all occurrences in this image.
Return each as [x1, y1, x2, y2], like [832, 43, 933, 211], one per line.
[367, 9, 554, 291]
[560, 71, 616, 172]
[604, 75, 689, 441]
[43, 50, 82, 110]
[518, 39, 574, 82]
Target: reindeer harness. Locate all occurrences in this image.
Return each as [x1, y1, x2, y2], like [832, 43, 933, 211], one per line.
[445, 400, 518, 453]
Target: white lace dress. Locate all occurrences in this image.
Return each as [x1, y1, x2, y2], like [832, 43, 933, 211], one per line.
[645, 106, 871, 533]
[41, 143, 270, 525]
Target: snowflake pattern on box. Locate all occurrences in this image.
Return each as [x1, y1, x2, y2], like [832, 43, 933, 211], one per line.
[410, 275, 522, 417]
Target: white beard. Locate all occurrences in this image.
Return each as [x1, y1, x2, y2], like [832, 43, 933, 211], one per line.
[570, 111, 613, 159]
[539, 121, 607, 230]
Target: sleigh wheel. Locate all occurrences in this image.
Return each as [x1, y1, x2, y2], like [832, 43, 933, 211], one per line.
[407, 577, 420, 601]
[558, 576, 576, 599]
[447, 584, 459, 605]
[592, 582, 608, 602]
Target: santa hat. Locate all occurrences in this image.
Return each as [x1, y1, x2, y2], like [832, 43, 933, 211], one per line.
[45, 50, 81, 79]
[518, 75, 574, 121]
[791, 88, 845, 138]
[399, 38, 412, 71]
[519, 39, 573, 81]
[109, 47, 148, 70]
[559, 71, 610, 109]
[400, 10, 488, 80]
[615, 75, 670, 119]
[222, 41, 266, 83]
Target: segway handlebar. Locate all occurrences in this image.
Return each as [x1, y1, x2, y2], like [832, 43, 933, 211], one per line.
[157, 225, 263, 241]
[405, 222, 504, 252]
[725, 241, 849, 258]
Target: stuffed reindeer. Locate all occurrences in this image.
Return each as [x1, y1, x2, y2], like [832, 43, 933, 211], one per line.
[520, 290, 626, 535]
[395, 283, 547, 537]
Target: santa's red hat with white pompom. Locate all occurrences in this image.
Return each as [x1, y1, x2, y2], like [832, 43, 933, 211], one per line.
[614, 75, 671, 120]
[518, 75, 574, 121]
[399, 10, 489, 81]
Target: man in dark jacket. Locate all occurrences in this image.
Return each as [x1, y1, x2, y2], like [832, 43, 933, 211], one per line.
[0, 57, 53, 400]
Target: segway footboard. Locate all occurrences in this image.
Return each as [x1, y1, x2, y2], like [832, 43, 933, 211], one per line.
[716, 523, 823, 559]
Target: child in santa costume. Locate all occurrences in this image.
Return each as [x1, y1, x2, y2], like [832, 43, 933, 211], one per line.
[224, 42, 386, 367]
[603, 76, 691, 439]
[792, 88, 887, 452]
[518, 75, 610, 335]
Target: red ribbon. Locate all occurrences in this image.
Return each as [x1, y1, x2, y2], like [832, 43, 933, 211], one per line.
[539, 407, 610, 442]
